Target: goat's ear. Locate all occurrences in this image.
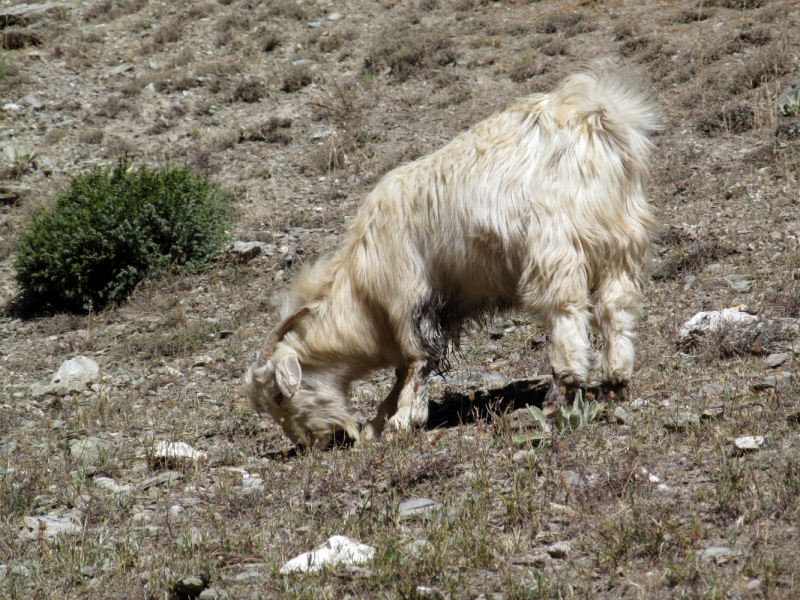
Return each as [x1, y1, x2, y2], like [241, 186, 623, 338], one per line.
[275, 354, 302, 399]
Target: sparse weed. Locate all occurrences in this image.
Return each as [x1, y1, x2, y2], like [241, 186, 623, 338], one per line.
[509, 49, 546, 83]
[281, 65, 313, 92]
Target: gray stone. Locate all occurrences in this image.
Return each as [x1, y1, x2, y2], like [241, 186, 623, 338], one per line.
[764, 353, 790, 368]
[307, 21, 322, 27]
[727, 279, 754, 293]
[404, 538, 433, 555]
[751, 375, 777, 391]
[560, 470, 587, 489]
[69, 437, 109, 463]
[612, 406, 629, 425]
[512, 553, 549, 567]
[747, 579, 761, 590]
[174, 575, 205, 596]
[697, 546, 741, 563]
[233, 570, 263, 583]
[328, 12, 343, 20]
[701, 405, 725, 422]
[722, 318, 800, 355]
[81, 566, 97, 578]
[311, 130, 334, 139]
[292, 59, 315, 66]
[663, 412, 700, 431]
[0, 564, 6, 580]
[512, 449, 537, 468]
[698, 382, 725, 398]
[94, 477, 133, 495]
[0, 442, 16, 456]
[132, 512, 151, 524]
[20, 95, 44, 110]
[199, 589, 219, 600]
[9, 565, 31, 577]
[398, 498, 441, 521]
[544, 542, 570, 559]
[21, 515, 81, 540]
[225, 241, 276, 263]
[139, 471, 182, 490]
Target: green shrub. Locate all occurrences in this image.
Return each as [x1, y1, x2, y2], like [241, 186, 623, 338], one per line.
[14, 161, 230, 313]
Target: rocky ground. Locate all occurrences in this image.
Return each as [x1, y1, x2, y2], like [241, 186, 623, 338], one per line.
[1, 0, 800, 598]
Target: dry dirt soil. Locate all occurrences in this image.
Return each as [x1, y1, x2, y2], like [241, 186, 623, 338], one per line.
[1, 0, 800, 598]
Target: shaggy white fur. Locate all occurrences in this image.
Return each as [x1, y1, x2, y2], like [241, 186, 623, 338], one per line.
[245, 65, 661, 448]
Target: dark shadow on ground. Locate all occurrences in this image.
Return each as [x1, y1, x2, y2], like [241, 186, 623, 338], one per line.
[426, 376, 603, 429]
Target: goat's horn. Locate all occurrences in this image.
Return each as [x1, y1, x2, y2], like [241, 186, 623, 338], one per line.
[262, 306, 311, 362]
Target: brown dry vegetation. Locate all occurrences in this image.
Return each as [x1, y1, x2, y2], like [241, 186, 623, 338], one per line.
[0, 0, 800, 599]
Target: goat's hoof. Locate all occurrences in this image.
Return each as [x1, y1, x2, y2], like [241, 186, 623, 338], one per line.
[543, 374, 581, 412]
[600, 380, 628, 403]
[543, 384, 568, 414]
[360, 421, 382, 442]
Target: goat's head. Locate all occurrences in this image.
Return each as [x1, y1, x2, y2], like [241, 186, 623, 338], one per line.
[244, 307, 358, 448]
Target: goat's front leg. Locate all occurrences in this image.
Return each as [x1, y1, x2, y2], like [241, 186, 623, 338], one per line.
[594, 274, 640, 402]
[361, 368, 408, 441]
[386, 360, 430, 433]
[542, 301, 591, 412]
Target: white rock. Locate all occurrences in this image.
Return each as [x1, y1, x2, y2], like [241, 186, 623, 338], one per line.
[153, 441, 207, 465]
[53, 356, 100, 386]
[328, 12, 343, 20]
[734, 436, 765, 451]
[3, 103, 22, 111]
[679, 308, 758, 343]
[280, 536, 375, 574]
[32, 356, 102, 396]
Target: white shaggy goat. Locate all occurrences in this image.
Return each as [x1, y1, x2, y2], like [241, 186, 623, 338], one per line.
[245, 66, 661, 448]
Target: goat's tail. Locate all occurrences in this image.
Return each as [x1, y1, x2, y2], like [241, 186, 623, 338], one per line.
[554, 62, 663, 145]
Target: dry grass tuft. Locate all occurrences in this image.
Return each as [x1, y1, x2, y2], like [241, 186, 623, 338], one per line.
[508, 49, 547, 83]
[281, 65, 313, 92]
[365, 30, 457, 81]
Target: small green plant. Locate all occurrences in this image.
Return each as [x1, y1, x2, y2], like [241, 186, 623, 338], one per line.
[553, 389, 604, 431]
[14, 161, 229, 313]
[515, 390, 604, 444]
[4, 145, 39, 177]
[779, 88, 800, 117]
